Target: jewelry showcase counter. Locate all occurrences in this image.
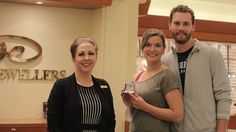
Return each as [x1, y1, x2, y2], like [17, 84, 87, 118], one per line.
[0, 119, 47, 132]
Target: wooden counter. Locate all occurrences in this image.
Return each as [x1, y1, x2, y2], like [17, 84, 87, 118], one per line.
[228, 115, 236, 129]
[0, 119, 47, 132]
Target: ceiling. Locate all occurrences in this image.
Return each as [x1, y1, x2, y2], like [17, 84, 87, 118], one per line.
[0, 0, 112, 10]
[1, 0, 236, 23]
[191, 0, 236, 5]
[148, 0, 236, 23]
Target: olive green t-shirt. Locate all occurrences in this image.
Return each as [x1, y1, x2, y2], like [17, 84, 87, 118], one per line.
[130, 68, 180, 132]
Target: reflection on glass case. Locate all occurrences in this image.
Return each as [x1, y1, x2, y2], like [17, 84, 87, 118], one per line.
[207, 41, 236, 115]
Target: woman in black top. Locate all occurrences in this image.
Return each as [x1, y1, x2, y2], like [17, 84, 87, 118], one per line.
[47, 37, 116, 132]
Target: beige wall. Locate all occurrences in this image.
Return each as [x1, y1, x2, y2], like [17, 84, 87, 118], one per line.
[92, 1, 139, 131]
[0, 1, 138, 132]
[0, 2, 93, 119]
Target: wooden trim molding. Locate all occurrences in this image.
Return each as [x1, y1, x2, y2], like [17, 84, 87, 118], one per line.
[1, 0, 112, 9]
[139, 27, 236, 43]
[139, 0, 151, 15]
[0, 119, 47, 127]
[138, 15, 236, 43]
[57, 0, 112, 6]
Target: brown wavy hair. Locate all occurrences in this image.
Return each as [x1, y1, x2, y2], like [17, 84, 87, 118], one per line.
[140, 28, 166, 51]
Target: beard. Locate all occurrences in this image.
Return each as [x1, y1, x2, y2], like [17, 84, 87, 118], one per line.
[172, 31, 191, 44]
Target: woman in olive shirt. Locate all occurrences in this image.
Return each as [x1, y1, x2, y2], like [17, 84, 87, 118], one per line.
[122, 29, 183, 132]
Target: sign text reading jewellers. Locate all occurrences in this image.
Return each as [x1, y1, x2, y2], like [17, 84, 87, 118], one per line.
[0, 69, 66, 80]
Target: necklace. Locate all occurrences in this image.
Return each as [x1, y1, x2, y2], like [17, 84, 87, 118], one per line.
[75, 73, 93, 87]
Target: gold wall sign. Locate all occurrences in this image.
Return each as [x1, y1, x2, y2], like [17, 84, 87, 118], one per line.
[0, 35, 66, 80]
[0, 68, 66, 80]
[0, 35, 42, 63]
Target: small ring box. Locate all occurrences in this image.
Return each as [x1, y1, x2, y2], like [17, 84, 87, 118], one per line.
[124, 82, 135, 93]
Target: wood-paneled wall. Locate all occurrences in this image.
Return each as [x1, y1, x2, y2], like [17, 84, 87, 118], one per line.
[138, 15, 236, 43]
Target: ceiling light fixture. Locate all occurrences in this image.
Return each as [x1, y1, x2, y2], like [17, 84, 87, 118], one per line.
[36, 1, 43, 5]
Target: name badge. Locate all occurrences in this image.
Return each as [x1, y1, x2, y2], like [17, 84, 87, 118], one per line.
[100, 85, 108, 89]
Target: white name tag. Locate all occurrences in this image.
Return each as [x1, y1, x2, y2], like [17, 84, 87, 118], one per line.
[100, 85, 108, 89]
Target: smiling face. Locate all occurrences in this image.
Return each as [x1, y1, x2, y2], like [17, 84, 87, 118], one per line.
[169, 12, 195, 44]
[72, 42, 97, 74]
[142, 36, 165, 64]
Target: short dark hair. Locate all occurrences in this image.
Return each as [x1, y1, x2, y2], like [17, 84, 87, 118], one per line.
[140, 28, 166, 50]
[70, 37, 98, 58]
[170, 5, 195, 24]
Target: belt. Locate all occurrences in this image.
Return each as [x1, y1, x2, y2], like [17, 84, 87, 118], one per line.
[81, 124, 100, 130]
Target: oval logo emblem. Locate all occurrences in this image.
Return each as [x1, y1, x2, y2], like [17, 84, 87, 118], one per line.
[0, 35, 42, 63]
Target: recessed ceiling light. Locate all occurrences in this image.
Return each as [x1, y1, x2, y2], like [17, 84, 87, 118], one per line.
[36, 1, 43, 5]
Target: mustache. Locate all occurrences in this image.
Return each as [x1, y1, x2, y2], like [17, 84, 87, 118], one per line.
[175, 31, 188, 36]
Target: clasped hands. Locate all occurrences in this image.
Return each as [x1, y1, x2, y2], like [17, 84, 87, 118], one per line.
[121, 90, 147, 110]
